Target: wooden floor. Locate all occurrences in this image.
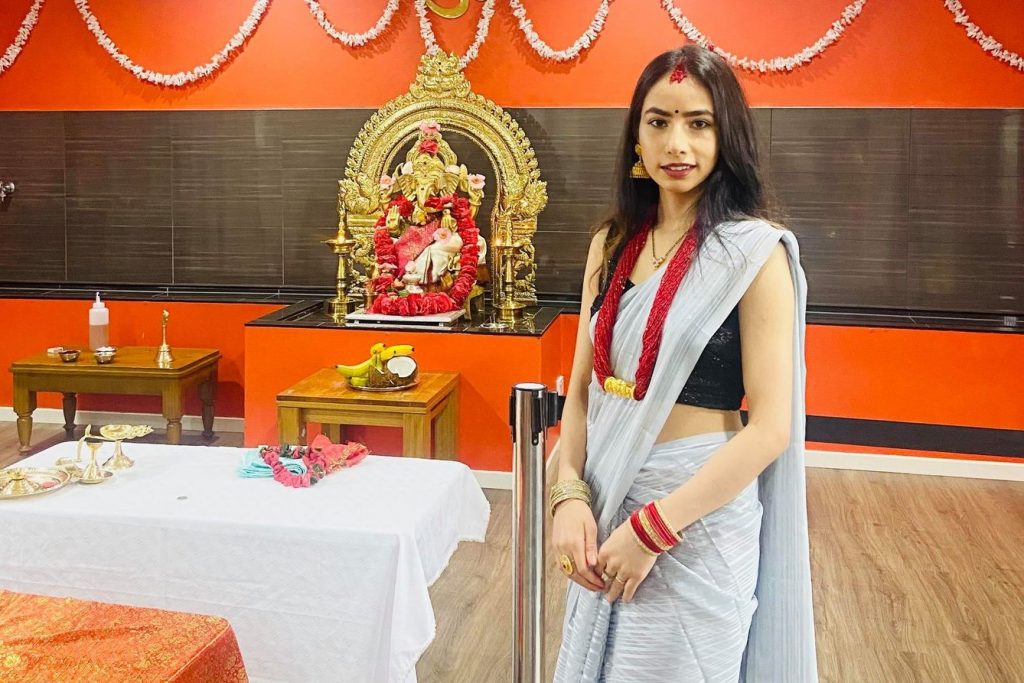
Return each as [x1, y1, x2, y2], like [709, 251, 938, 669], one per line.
[419, 469, 1024, 682]
[5, 425, 1023, 681]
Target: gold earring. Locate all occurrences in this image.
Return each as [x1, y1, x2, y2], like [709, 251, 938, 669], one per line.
[630, 143, 650, 179]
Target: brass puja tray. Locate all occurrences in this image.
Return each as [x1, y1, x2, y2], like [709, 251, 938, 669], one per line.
[0, 467, 72, 499]
[347, 380, 419, 393]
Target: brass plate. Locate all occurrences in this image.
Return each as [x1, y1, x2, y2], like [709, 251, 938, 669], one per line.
[0, 467, 72, 499]
[78, 470, 114, 485]
[99, 424, 153, 440]
[347, 380, 419, 393]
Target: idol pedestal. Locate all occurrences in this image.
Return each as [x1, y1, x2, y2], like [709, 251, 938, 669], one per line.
[244, 301, 574, 472]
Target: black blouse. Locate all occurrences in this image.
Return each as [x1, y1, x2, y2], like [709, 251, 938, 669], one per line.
[591, 260, 745, 411]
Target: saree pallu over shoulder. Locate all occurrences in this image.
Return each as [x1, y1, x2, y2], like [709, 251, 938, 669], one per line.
[555, 220, 817, 682]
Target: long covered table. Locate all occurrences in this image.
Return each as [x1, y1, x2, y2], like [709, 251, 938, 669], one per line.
[0, 442, 490, 682]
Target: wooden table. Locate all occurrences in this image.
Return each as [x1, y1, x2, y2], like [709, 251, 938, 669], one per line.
[277, 370, 459, 459]
[10, 346, 220, 453]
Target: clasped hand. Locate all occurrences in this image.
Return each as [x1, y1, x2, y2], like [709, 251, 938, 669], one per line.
[552, 501, 657, 603]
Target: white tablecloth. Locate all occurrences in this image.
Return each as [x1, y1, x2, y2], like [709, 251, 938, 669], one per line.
[0, 442, 490, 683]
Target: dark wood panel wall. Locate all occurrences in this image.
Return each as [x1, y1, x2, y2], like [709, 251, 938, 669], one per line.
[1, 108, 1021, 314]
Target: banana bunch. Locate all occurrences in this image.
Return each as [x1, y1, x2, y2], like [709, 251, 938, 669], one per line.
[336, 343, 417, 388]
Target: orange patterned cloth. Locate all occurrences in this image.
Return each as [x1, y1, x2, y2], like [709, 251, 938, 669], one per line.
[0, 590, 248, 682]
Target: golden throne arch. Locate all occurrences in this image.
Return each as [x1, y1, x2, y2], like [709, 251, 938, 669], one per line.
[336, 52, 547, 309]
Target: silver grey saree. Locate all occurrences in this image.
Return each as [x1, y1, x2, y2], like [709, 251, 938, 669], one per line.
[554, 220, 817, 682]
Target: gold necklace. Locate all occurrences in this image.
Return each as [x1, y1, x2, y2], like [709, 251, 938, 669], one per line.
[650, 228, 688, 268]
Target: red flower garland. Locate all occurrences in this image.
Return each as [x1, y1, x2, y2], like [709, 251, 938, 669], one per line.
[259, 434, 369, 488]
[593, 220, 700, 400]
[369, 193, 479, 316]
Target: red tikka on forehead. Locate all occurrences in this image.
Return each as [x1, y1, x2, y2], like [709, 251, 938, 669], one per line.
[669, 59, 687, 83]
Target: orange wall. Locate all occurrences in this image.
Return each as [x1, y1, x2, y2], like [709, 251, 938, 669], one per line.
[1, 0, 1022, 109]
[558, 313, 1024, 433]
[1, 301, 1019, 467]
[0, 299, 281, 417]
[805, 325, 1024, 433]
[243, 323, 563, 471]
[558, 312, 1023, 464]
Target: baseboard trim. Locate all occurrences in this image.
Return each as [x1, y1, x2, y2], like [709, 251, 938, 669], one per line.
[473, 470, 514, 490]
[806, 449, 1024, 481]
[471, 449, 1024, 489]
[0, 407, 245, 434]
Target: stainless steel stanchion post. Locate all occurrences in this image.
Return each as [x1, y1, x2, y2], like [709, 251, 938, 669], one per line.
[510, 382, 549, 683]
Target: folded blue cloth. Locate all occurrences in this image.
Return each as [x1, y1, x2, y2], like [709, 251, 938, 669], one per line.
[239, 450, 307, 478]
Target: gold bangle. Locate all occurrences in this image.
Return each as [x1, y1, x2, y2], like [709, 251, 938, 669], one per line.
[638, 507, 673, 552]
[549, 491, 591, 510]
[550, 491, 590, 517]
[549, 479, 591, 505]
[549, 479, 592, 517]
[550, 478, 591, 494]
[628, 523, 658, 556]
[652, 500, 682, 542]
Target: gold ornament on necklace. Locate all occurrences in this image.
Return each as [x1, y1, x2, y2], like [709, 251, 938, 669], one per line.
[650, 228, 688, 269]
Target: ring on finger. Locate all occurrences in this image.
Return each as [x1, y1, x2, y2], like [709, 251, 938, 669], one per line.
[558, 554, 575, 577]
[614, 575, 627, 584]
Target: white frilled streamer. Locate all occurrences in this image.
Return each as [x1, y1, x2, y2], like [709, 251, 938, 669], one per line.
[6, 0, 1016, 88]
[73, 0, 271, 87]
[661, 0, 869, 73]
[0, 0, 45, 76]
[943, 0, 1024, 72]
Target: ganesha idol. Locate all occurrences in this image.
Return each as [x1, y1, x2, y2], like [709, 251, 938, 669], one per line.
[367, 120, 489, 317]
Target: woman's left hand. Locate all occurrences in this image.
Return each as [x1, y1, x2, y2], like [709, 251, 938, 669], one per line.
[595, 519, 659, 603]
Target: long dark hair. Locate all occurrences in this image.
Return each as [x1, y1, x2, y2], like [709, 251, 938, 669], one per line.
[597, 45, 776, 277]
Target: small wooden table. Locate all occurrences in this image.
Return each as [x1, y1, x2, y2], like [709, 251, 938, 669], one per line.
[10, 346, 220, 453]
[276, 370, 459, 459]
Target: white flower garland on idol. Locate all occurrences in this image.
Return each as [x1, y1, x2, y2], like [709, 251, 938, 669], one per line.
[508, 0, 612, 62]
[0, 0, 45, 76]
[415, 0, 497, 68]
[74, 0, 271, 87]
[943, 0, 1024, 72]
[304, 0, 399, 47]
[661, 0, 869, 73]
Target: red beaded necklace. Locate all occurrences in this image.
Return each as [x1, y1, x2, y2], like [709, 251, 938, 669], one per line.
[593, 220, 700, 400]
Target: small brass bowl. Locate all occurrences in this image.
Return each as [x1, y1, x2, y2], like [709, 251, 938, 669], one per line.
[58, 349, 80, 363]
[94, 347, 116, 364]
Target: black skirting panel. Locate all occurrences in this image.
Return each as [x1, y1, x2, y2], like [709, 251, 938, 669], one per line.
[736, 411, 1023, 458]
[806, 415, 1023, 459]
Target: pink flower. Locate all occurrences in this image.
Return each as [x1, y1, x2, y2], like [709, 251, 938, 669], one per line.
[432, 227, 452, 242]
[379, 174, 395, 189]
[468, 174, 486, 191]
[342, 443, 369, 467]
[418, 139, 439, 155]
[419, 119, 441, 136]
[310, 434, 333, 450]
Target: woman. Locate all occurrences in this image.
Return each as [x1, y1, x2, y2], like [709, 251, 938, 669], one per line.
[551, 45, 817, 682]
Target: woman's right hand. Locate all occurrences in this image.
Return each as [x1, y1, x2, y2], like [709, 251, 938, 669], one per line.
[552, 499, 605, 591]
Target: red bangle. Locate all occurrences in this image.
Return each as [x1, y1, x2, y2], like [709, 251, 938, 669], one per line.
[645, 502, 681, 550]
[630, 510, 663, 555]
